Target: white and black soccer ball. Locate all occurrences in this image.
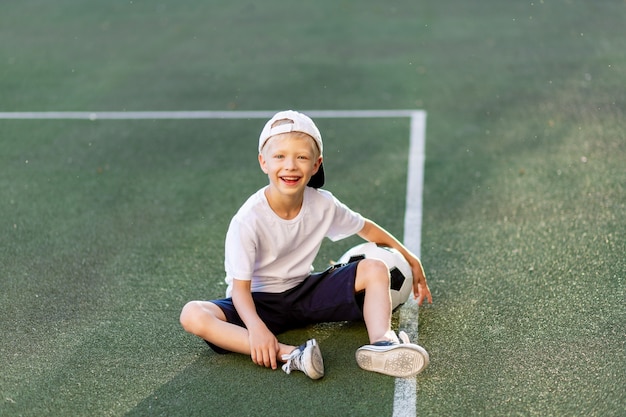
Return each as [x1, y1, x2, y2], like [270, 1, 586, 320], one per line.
[338, 242, 413, 310]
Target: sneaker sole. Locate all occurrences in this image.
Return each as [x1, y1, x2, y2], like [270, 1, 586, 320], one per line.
[355, 344, 429, 378]
[303, 340, 325, 380]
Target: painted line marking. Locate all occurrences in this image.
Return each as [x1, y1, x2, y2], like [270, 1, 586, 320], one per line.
[0, 109, 426, 416]
[393, 111, 427, 417]
[0, 109, 420, 120]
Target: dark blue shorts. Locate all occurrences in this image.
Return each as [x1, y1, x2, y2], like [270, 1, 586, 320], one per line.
[207, 261, 364, 354]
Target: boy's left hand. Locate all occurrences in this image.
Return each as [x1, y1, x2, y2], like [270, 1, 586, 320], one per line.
[356, 219, 432, 305]
[410, 259, 432, 306]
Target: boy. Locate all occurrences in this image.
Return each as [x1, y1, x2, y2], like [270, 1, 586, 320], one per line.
[180, 110, 432, 379]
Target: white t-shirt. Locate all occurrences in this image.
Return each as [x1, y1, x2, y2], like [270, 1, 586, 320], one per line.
[224, 186, 364, 296]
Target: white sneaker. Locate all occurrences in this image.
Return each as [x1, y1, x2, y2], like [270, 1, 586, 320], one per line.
[281, 339, 324, 380]
[355, 331, 429, 378]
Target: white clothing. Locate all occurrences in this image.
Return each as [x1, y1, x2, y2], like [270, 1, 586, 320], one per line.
[224, 186, 364, 296]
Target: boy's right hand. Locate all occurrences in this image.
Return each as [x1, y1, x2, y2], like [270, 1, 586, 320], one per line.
[231, 279, 280, 369]
[248, 325, 280, 370]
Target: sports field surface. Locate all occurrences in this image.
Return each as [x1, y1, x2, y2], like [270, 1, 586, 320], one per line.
[1, 1, 624, 416]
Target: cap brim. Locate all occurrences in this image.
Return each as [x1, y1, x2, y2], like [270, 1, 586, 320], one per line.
[307, 163, 325, 188]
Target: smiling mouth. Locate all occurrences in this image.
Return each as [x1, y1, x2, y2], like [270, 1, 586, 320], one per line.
[281, 176, 301, 184]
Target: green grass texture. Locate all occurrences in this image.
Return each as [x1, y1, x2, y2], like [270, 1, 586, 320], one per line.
[1, 1, 625, 416]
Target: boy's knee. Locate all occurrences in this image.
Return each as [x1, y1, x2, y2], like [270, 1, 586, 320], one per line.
[357, 258, 391, 286]
[179, 301, 202, 332]
[180, 300, 223, 335]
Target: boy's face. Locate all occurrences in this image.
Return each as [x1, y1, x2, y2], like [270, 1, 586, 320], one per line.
[258, 133, 322, 195]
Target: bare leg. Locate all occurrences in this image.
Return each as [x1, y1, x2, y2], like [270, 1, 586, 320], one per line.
[179, 301, 295, 360]
[354, 259, 399, 344]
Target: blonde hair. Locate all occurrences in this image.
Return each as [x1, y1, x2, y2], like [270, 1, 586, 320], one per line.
[261, 119, 321, 158]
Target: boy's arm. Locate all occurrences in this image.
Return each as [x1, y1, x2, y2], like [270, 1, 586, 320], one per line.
[357, 219, 433, 305]
[231, 278, 280, 369]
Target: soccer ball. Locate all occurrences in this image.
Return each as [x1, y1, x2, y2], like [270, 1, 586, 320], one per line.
[337, 242, 413, 310]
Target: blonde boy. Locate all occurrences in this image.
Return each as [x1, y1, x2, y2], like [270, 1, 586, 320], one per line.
[180, 110, 432, 379]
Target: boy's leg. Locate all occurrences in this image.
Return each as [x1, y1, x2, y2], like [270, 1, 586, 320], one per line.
[180, 300, 324, 379]
[354, 258, 398, 343]
[179, 300, 295, 359]
[353, 259, 430, 377]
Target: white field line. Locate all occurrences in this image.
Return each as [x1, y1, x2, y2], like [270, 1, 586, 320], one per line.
[0, 108, 427, 416]
[0, 109, 419, 120]
[393, 111, 427, 417]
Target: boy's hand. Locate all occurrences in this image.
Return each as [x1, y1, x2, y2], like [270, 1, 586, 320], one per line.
[231, 279, 280, 369]
[411, 259, 432, 306]
[248, 325, 280, 369]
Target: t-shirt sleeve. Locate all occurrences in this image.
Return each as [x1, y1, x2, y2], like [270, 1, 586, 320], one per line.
[325, 192, 365, 242]
[224, 216, 256, 282]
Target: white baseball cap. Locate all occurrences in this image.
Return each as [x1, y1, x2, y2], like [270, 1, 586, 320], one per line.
[258, 110, 325, 188]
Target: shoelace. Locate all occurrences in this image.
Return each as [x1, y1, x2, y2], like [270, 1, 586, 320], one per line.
[398, 330, 411, 344]
[281, 348, 302, 374]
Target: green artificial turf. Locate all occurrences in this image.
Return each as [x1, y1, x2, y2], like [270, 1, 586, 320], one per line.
[1, 1, 624, 416]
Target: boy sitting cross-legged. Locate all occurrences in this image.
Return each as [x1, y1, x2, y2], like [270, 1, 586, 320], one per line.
[180, 110, 432, 379]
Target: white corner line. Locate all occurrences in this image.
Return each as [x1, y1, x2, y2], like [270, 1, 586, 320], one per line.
[0, 108, 427, 417]
[393, 110, 427, 417]
[403, 110, 426, 259]
[0, 109, 423, 120]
